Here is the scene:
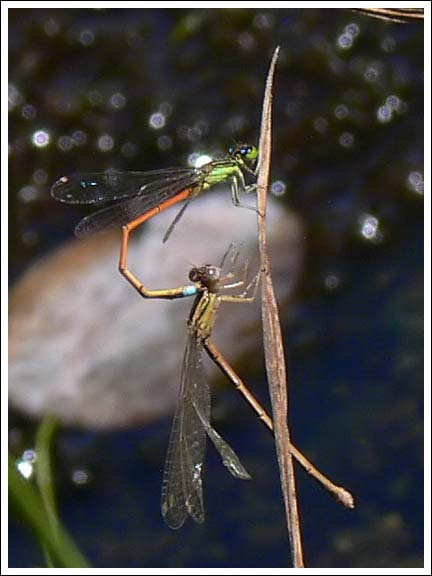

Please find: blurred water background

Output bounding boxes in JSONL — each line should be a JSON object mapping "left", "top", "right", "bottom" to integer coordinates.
{"left": 8, "top": 8, "right": 424, "bottom": 568}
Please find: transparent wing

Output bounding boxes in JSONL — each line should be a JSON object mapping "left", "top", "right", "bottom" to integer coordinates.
{"left": 161, "top": 334, "right": 209, "bottom": 529}
{"left": 194, "top": 399, "right": 251, "bottom": 480}
{"left": 50, "top": 168, "right": 198, "bottom": 205}
{"left": 73, "top": 174, "right": 202, "bottom": 237}
{"left": 51, "top": 169, "right": 203, "bottom": 238}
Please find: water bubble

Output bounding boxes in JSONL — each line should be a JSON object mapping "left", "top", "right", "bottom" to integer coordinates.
{"left": 407, "top": 171, "right": 422, "bottom": 187}
{"left": 72, "top": 469, "right": 90, "bottom": 485}
{"left": 377, "top": 105, "right": 392, "bottom": 123}
{"left": 270, "top": 180, "right": 286, "bottom": 197}
{"left": 33, "top": 168, "right": 48, "bottom": 184}
{"left": 334, "top": 104, "right": 349, "bottom": 120}
{"left": 149, "top": 112, "right": 166, "bottom": 130}
{"left": 386, "top": 95, "right": 399, "bottom": 110}
{"left": 238, "top": 32, "right": 256, "bottom": 52}
{"left": 337, "top": 33, "right": 353, "bottom": 50}
{"left": 87, "top": 90, "right": 103, "bottom": 106}
{"left": 253, "top": 13, "right": 274, "bottom": 29}
{"left": 364, "top": 64, "right": 381, "bottom": 83}
{"left": 385, "top": 94, "right": 407, "bottom": 114}
{"left": 285, "top": 100, "right": 301, "bottom": 119}
{"left": 58, "top": 135, "right": 74, "bottom": 151}
{"left": 157, "top": 135, "right": 173, "bottom": 151}
{"left": 109, "top": 92, "right": 126, "bottom": 110}
{"left": 79, "top": 29, "right": 95, "bottom": 46}
{"left": 415, "top": 181, "right": 424, "bottom": 195}
{"left": 359, "top": 213, "right": 381, "bottom": 242}
{"left": 313, "top": 117, "right": 328, "bottom": 134}
{"left": 97, "top": 134, "right": 114, "bottom": 152}
{"left": 345, "top": 23, "right": 360, "bottom": 37}
{"left": 339, "top": 132, "right": 355, "bottom": 148}
{"left": 72, "top": 130, "right": 87, "bottom": 146}
{"left": 44, "top": 18, "right": 60, "bottom": 37}
{"left": 32, "top": 129, "right": 50, "bottom": 148}
{"left": 21, "top": 104, "right": 37, "bottom": 120}
{"left": 186, "top": 126, "right": 201, "bottom": 142}
{"left": 407, "top": 171, "right": 424, "bottom": 195}
{"left": 22, "top": 449, "right": 37, "bottom": 462}
{"left": 18, "top": 185, "right": 39, "bottom": 203}
{"left": 324, "top": 274, "right": 340, "bottom": 291}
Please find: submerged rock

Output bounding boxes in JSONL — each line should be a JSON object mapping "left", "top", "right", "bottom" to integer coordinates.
{"left": 9, "top": 194, "right": 303, "bottom": 428}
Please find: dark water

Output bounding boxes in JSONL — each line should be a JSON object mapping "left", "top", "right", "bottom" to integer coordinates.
{"left": 8, "top": 8, "right": 424, "bottom": 568}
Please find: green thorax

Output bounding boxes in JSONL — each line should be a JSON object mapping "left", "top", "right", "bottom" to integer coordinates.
{"left": 200, "top": 160, "right": 241, "bottom": 188}
{"left": 199, "top": 144, "right": 257, "bottom": 190}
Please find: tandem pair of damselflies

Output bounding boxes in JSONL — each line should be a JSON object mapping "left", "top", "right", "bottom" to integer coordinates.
{"left": 113, "top": 243, "right": 354, "bottom": 528}
{"left": 51, "top": 149, "right": 354, "bottom": 527}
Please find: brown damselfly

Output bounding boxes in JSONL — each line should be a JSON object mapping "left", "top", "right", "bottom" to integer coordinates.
{"left": 132, "top": 244, "right": 353, "bottom": 528}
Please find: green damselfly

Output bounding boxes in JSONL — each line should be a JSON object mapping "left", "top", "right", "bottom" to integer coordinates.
{"left": 51, "top": 145, "right": 258, "bottom": 294}
{"left": 51, "top": 144, "right": 258, "bottom": 238}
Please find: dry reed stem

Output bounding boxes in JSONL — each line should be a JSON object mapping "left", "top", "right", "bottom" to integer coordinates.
{"left": 255, "top": 46, "right": 304, "bottom": 568}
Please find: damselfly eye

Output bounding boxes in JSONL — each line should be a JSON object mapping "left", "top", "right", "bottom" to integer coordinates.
{"left": 189, "top": 268, "right": 199, "bottom": 282}
{"left": 244, "top": 145, "right": 258, "bottom": 161}
{"left": 205, "top": 265, "right": 220, "bottom": 280}
{"left": 228, "top": 146, "right": 234, "bottom": 155}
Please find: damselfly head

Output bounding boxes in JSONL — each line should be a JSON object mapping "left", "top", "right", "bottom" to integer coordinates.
{"left": 189, "top": 264, "right": 221, "bottom": 292}
{"left": 228, "top": 144, "right": 258, "bottom": 166}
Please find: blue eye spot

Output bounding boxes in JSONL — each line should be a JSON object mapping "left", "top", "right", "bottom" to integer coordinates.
{"left": 228, "top": 146, "right": 234, "bottom": 154}
{"left": 240, "top": 148, "right": 246, "bottom": 155}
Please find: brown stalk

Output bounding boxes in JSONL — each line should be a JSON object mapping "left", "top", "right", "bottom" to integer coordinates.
{"left": 255, "top": 47, "right": 304, "bottom": 567}
{"left": 352, "top": 8, "right": 424, "bottom": 24}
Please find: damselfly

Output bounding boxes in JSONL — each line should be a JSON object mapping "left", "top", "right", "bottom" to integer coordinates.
{"left": 160, "top": 245, "right": 260, "bottom": 528}
{"left": 134, "top": 245, "right": 354, "bottom": 528}
{"left": 51, "top": 145, "right": 258, "bottom": 293}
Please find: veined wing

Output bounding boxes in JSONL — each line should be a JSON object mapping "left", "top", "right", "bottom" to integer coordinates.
{"left": 61, "top": 172, "right": 202, "bottom": 238}
{"left": 50, "top": 167, "right": 199, "bottom": 205}
{"left": 161, "top": 334, "right": 209, "bottom": 529}
{"left": 193, "top": 402, "right": 251, "bottom": 480}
